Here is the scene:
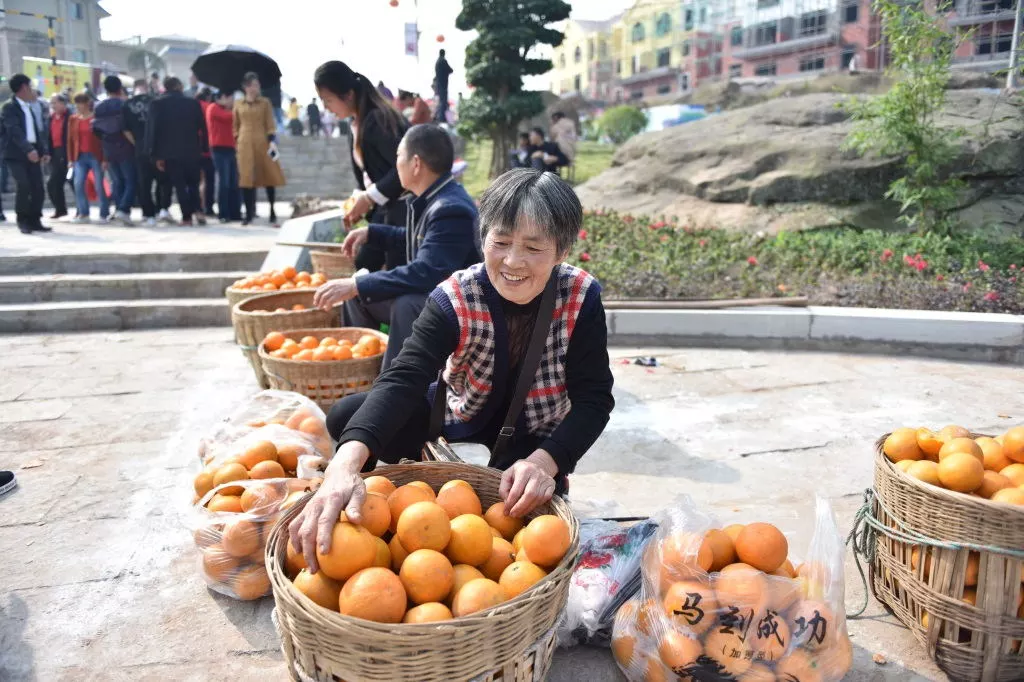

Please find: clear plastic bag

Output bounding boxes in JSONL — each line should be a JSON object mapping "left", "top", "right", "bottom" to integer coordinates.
{"left": 611, "top": 496, "right": 852, "bottom": 681}
{"left": 191, "top": 477, "right": 313, "bottom": 600}
{"left": 557, "top": 518, "right": 659, "bottom": 647}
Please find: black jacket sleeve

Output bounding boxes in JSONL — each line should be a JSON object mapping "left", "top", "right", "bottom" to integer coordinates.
{"left": 360, "top": 110, "right": 404, "bottom": 201}
{"left": 144, "top": 99, "right": 158, "bottom": 159}
{"left": 538, "top": 291, "right": 614, "bottom": 476}
{"left": 1, "top": 103, "right": 32, "bottom": 157}
{"left": 340, "top": 297, "right": 458, "bottom": 455}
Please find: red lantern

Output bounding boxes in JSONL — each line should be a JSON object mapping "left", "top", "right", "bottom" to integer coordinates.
{"left": 389, "top": 0, "right": 398, "bottom": 6}
{"left": 436, "top": 34, "right": 445, "bottom": 43}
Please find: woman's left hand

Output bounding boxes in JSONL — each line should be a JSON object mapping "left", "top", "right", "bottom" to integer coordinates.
{"left": 500, "top": 450, "right": 559, "bottom": 518}
{"left": 313, "top": 277, "right": 358, "bottom": 310}
{"left": 344, "top": 192, "right": 372, "bottom": 228}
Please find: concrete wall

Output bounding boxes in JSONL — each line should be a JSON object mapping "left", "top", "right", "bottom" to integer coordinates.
{"left": 274, "top": 135, "right": 359, "bottom": 201}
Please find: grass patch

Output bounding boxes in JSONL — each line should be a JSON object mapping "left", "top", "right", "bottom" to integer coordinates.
{"left": 460, "top": 139, "right": 616, "bottom": 198}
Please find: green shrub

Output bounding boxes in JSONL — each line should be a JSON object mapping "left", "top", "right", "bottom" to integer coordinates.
{"left": 598, "top": 106, "right": 648, "bottom": 144}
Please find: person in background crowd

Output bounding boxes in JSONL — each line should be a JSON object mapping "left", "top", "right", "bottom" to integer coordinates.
{"left": 149, "top": 71, "right": 162, "bottom": 96}
{"left": 396, "top": 90, "right": 430, "bottom": 126}
{"left": 207, "top": 89, "right": 241, "bottom": 223}
{"left": 94, "top": 75, "right": 136, "bottom": 226}
{"left": 434, "top": 49, "right": 453, "bottom": 124}
{"left": 307, "top": 98, "right": 322, "bottom": 138}
{"left": 549, "top": 112, "right": 577, "bottom": 167}
{"left": 195, "top": 88, "right": 217, "bottom": 216}
{"left": 146, "top": 76, "right": 208, "bottom": 226}
{"left": 526, "top": 127, "right": 569, "bottom": 174}
{"left": 183, "top": 72, "right": 199, "bottom": 98}
{"left": 46, "top": 94, "right": 70, "bottom": 219}
{"left": 314, "top": 60, "right": 410, "bottom": 272}
{"left": 322, "top": 109, "right": 337, "bottom": 138}
{"left": 508, "top": 132, "right": 531, "bottom": 169}
{"left": 67, "top": 92, "right": 108, "bottom": 224}
{"left": 377, "top": 80, "right": 394, "bottom": 101}
{"left": 1, "top": 74, "right": 50, "bottom": 233}
{"left": 123, "top": 78, "right": 170, "bottom": 227}
{"left": 235, "top": 72, "right": 285, "bottom": 226}
{"left": 286, "top": 97, "right": 302, "bottom": 136}
{"left": 314, "top": 124, "right": 480, "bottom": 371}
{"left": 264, "top": 82, "right": 284, "bottom": 134}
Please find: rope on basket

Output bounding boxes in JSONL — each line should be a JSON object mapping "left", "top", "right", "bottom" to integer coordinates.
{"left": 845, "top": 487, "right": 1024, "bottom": 619}
{"left": 238, "top": 343, "right": 258, "bottom": 351}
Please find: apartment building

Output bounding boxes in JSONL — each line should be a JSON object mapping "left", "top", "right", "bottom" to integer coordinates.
{"left": 948, "top": 0, "right": 1017, "bottom": 70}
{"left": 550, "top": 16, "right": 619, "bottom": 99}
{"left": 0, "top": 0, "right": 107, "bottom": 77}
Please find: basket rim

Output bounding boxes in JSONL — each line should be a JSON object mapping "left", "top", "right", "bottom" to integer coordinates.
{"left": 266, "top": 461, "right": 579, "bottom": 633}
{"left": 232, "top": 290, "right": 331, "bottom": 316}
{"left": 226, "top": 284, "right": 320, "bottom": 295}
{"left": 257, "top": 327, "right": 387, "bottom": 366}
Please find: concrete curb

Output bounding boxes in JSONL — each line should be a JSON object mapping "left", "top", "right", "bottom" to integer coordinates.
{"left": 0, "top": 272, "right": 250, "bottom": 304}
{"left": 606, "top": 305, "right": 1024, "bottom": 364}
{"left": 0, "top": 251, "right": 265, "bottom": 276}
{"left": 0, "top": 299, "right": 229, "bottom": 333}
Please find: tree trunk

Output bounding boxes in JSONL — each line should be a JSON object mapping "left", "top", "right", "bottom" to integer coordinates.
{"left": 489, "top": 125, "right": 514, "bottom": 179}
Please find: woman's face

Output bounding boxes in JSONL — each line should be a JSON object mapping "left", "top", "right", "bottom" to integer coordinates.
{"left": 245, "top": 79, "right": 261, "bottom": 97}
{"left": 318, "top": 87, "right": 354, "bottom": 119}
{"left": 75, "top": 102, "right": 90, "bottom": 115}
{"left": 483, "top": 220, "right": 565, "bottom": 305}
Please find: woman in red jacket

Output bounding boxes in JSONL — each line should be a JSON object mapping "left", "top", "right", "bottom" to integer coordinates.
{"left": 67, "top": 92, "right": 109, "bottom": 223}
{"left": 207, "top": 90, "right": 241, "bottom": 222}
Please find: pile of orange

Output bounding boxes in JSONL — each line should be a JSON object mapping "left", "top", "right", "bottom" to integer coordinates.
{"left": 263, "top": 332, "right": 384, "bottom": 362}
{"left": 883, "top": 424, "right": 1024, "bottom": 505}
{"left": 285, "top": 476, "right": 571, "bottom": 624}
{"left": 612, "top": 521, "right": 853, "bottom": 681}
{"left": 230, "top": 266, "right": 327, "bottom": 292}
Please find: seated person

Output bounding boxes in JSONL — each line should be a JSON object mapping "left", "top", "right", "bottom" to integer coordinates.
{"left": 508, "top": 132, "right": 531, "bottom": 169}
{"left": 527, "top": 127, "right": 569, "bottom": 174}
{"left": 314, "top": 124, "right": 480, "bottom": 371}
{"left": 549, "top": 111, "right": 577, "bottom": 165}
{"left": 396, "top": 89, "right": 431, "bottom": 126}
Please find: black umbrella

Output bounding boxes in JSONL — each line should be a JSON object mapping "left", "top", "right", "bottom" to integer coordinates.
{"left": 191, "top": 44, "right": 282, "bottom": 93}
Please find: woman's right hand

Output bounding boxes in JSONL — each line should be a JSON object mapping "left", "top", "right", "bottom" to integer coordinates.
{"left": 342, "top": 226, "right": 368, "bottom": 259}
{"left": 288, "top": 441, "right": 371, "bottom": 574}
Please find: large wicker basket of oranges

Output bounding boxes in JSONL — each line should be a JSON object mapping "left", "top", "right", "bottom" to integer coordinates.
{"left": 258, "top": 327, "right": 387, "bottom": 412}
{"left": 232, "top": 291, "right": 339, "bottom": 389}
{"left": 225, "top": 267, "right": 325, "bottom": 308}
{"left": 265, "top": 461, "right": 579, "bottom": 682}
{"left": 870, "top": 425, "right": 1024, "bottom": 682}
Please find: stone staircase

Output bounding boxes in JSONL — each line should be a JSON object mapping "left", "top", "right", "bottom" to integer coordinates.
{"left": 0, "top": 250, "right": 265, "bottom": 333}
{"left": 274, "top": 135, "right": 358, "bottom": 201}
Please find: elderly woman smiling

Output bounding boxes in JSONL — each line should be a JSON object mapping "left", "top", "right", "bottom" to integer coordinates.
{"left": 291, "top": 169, "right": 614, "bottom": 571}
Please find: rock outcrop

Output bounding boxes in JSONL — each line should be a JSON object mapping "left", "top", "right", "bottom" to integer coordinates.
{"left": 575, "top": 89, "right": 1024, "bottom": 235}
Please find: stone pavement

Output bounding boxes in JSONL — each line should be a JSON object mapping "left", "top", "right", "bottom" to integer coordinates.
{"left": 2, "top": 328, "right": 1021, "bottom": 681}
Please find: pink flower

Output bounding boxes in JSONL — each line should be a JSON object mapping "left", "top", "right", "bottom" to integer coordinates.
{"left": 881, "top": 249, "right": 894, "bottom": 262}
{"left": 963, "top": 282, "right": 972, "bottom": 291}
{"left": 747, "top": 256, "right": 759, "bottom": 266}
{"left": 915, "top": 260, "right": 927, "bottom": 272}
{"left": 936, "top": 274, "right": 944, "bottom": 282}
{"left": 978, "top": 260, "right": 990, "bottom": 272}
{"left": 983, "top": 291, "right": 999, "bottom": 301}
{"left": 1010, "top": 264, "right": 1017, "bottom": 270}
{"left": 659, "top": 235, "right": 669, "bottom": 243}
{"left": 623, "top": 215, "right": 635, "bottom": 224}
{"left": 699, "top": 239, "right": 707, "bottom": 247}
{"left": 578, "top": 229, "right": 588, "bottom": 239}
{"left": 580, "top": 252, "right": 591, "bottom": 262}
{"left": 1011, "top": 277, "right": 1018, "bottom": 283}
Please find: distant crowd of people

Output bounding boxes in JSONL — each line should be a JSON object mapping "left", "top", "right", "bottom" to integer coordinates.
{"left": 508, "top": 111, "right": 577, "bottom": 175}
{"left": 1, "top": 70, "right": 286, "bottom": 234}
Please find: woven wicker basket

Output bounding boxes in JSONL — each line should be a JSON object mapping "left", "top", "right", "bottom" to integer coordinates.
{"left": 266, "top": 461, "right": 579, "bottom": 682}
{"left": 226, "top": 284, "right": 318, "bottom": 308}
{"left": 310, "top": 250, "right": 355, "bottom": 280}
{"left": 869, "top": 435, "right": 1024, "bottom": 682}
{"left": 258, "top": 327, "right": 387, "bottom": 411}
{"left": 232, "top": 292, "right": 339, "bottom": 389}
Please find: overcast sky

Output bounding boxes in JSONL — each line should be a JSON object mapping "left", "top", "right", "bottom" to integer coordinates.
{"left": 98, "top": 0, "right": 633, "bottom": 101}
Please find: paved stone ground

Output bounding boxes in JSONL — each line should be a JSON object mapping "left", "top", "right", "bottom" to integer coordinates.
{"left": 2, "top": 328, "right": 1021, "bottom": 681}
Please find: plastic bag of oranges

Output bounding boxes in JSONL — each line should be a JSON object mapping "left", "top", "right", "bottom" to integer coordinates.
{"left": 611, "top": 496, "right": 852, "bottom": 682}
{"left": 192, "top": 477, "right": 312, "bottom": 600}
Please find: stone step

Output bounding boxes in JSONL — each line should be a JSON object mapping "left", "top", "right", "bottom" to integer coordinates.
{"left": 0, "top": 272, "right": 251, "bottom": 304}
{"left": 0, "top": 298, "right": 230, "bottom": 333}
{"left": 0, "top": 250, "right": 266, "bottom": 276}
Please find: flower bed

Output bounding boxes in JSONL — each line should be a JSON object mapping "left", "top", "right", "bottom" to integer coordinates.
{"left": 573, "top": 211, "right": 1024, "bottom": 314}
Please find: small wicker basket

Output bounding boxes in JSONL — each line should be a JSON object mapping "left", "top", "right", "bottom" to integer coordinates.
{"left": 232, "top": 292, "right": 339, "bottom": 389}
{"left": 869, "top": 435, "right": 1024, "bottom": 682}
{"left": 266, "top": 461, "right": 579, "bottom": 682}
{"left": 258, "top": 327, "right": 387, "bottom": 411}
{"left": 310, "top": 249, "right": 355, "bottom": 280}
{"left": 226, "top": 284, "right": 318, "bottom": 308}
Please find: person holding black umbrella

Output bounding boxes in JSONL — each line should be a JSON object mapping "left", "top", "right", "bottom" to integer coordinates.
{"left": 234, "top": 72, "right": 285, "bottom": 226}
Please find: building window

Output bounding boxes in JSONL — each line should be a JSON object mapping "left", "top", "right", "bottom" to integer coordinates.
{"left": 729, "top": 63, "right": 742, "bottom": 77}
{"left": 700, "top": 7, "right": 708, "bottom": 24}
{"left": 682, "top": 40, "right": 691, "bottom": 56}
{"left": 757, "top": 0, "right": 780, "bottom": 7}
{"left": 979, "top": 0, "right": 1013, "bottom": 11}
{"left": 656, "top": 13, "right": 672, "bottom": 36}
{"left": 799, "top": 10, "right": 829, "bottom": 37}
{"left": 841, "top": 47, "right": 856, "bottom": 68}
{"left": 799, "top": 54, "right": 826, "bottom": 71}
{"left": 616, "top": 59, "right": 622, "bottom": 74}
{"left": 685, "top": 9, "right": 694, "bottom": 30}
{"left": 843, "top": 2, "right": 859, "bottom": 22}
{"left": 574, "top": 75, "right": 582, "bottom": 91}
{"left": 574, "top": 46, "right": 582, "bottom": 63}
{"left": 977, "top": 31, "right": 1014, "bottom": 54}
{"left": 599, "top": 41, "right": 609, "bottom": 58}
{"left": 681, "top": 73, "right": 690, "bottom": 90}
{"left": 632, "top": 55, "right": 640, "bottom": 74}
{"left": 559, "top": 54, "right": 566, "bottom": 68}
{"left": 755, "top": 62, "right": 777, "bottom": 76}
{"left": 730, "top": 26, "right": 743, "bottom": 46}
{"left": 632, "top": 22, "right": 646, "bottom": 42}
{"left": 657, "top": 83, "right": 673, "bottom": 94}
{"left": 753, "top": 22, "right": 777, "bottom": 47}
{"left": 657, "top": 47, "right": 671, "bottom": 67}
{"left": 72, "top": 2, "right": 85, "bottom": 20}
{"left": 588, "top": 40, "right": 594, "bottom": 60}
{"left": 72, "top": 49, "right": 88, "bottom": 62}
{"left": 630, "top": 90, "right": 643, "bottom": 100}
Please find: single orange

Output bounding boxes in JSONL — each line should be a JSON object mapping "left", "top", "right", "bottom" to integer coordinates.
{"left": 916, "top": 427, "right": 943, "bottom": 460}
{"left": 479, "top": 537, "right": 516, "bottom": 581}
{"left": 387, "top": 485, "right": 434, "bottom": 533}
{"left": 976, "top": 471, "right": 1013, "bottom": 499}
{"left": 276, "top": 443, "right": 304, "bottom": 473}
{"left": 237, "top": 440, "right": 277, "bottom": 469}
{"left": 991, "top": 487, "right": 1024, "bottom": 505}
{"left": 937, "top": 452, "right": 984, "bottom": 492}
{"left": 319, "top": 336, "right": 338, "bottom": 348}
{"left": 285, "top": 537, "right": 307, "bottom": 578}
{"left": 400, "top": 549, "right": 455, "bottom": 604}
{"left": 372, "top": 536, "right": 391, "bottom": 568}
{"left": 389, "top": 534, "right": 410, "bottom": 572}
{"left": 939, "top": 437, "right": 984, "bottom": 463}
{"left": 240, "top": 483, "right": 283, "bottom": 512}
{"left": 222, "top": 518, "right": 261, "bottom": 557}
{"left": 291, "top": 303, "right": 306, "bottom": 311}
{"left": 451, "top": 578, "right": 505, "bottom": 616}
{"left": 704, "top": 528, "right": 737, "bottom": 571}
{"left": 446, "top": 514, "right": 494, "bottom": 566}
{"left": 1003, "top": 426, "right": 1024, "bottom": 463}
{"left": 249, "top": 459, "right": 286, "bottom": 480}
{"left": 407, "top": 480, "right": 436, "bottom": 499}
{"left": 293, "top": 568, "right": 342, "bottom": 610}
{"left": 332, "top": 345, "right": 353, "bottom": 361}
{"left": 883, "top": 428, "right": 923, "bottom": 463}
{"left": 657, "top": 630, "right": 702, "bottom": 671}
{"left": 521, "top": 515, "right": 570, "bottom": 568}
{"left": 339, "top": 491, "right": 391, "bottom": 537}
{"left": 293, "top": 349, "right": 315, "bottom": 361}
{"left": 339, "top": 567, "right": 407, "bottom": 623}
{"left": 396, "top": 501, "right": 451, "bottom": 552}
{"left": 449, "top": 564, "right": 486, "bottom": 604}
{"left": 311, "top": 347, "right": 333, "bottom": 362}
{"left": 906, "top": 460, "right": 941, "bottom": 487}
{"left": 207, "top": 493, "right": 243, "bottom": 513}
{"left": 316, "top": 522, "right": 377, "bottom": 581}
{"left": 403, "top": 602, "right": 453, "bottom": 623}
{"left": 436, "top": 482, "right": 482, "bottom": 519}
{"left": 734, "top": 523, "right": 788, "bottom": 573}
{"left": 232, "top": 565, "right": 271, "bottom": 600}
{"left": 1001, "top": 463, "right": 1024, "bottom": 486}
{"left": 263, "top": 331, "right": 286, "bottom": 351}
{"left": 282, "top": 266, "right": 297, "bottom": 279}
{"left": 298, "top": 335, "right": 319, "bottom": 350}
{"left": 662, "top": 580, "right": 718, "bottom": 635}
{"left": 365, "top": 475, "right": 397, "bottom": 497}
{"left": 497, "top": 560, "right": 547, "bottom": 600}
{"left": 484, "top": 502, "right": 525, "bottom": 541}
{"left": 977, "top": 437, "right": 1013, "bottom": 472}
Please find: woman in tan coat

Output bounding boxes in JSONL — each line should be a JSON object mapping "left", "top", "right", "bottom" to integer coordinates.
{"left": 234, "top": 72, "right": 286, "bottom": 225}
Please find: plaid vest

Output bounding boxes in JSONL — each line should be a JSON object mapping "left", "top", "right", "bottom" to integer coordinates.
{"left": 435, "top": 263, "right": 598, "bottom": 438}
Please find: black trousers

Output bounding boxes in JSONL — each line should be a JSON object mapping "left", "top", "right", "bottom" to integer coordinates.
{"left": 241, "top": 187, "right": 277, "bottom": 221}
{"left": 137, "top": 158, "right": 172, "bottom": 217}
{"left": 343, "top": 292, "right": 426, "bottom": 372}
{"left": 199, "top": 155, "right": 215, "bottom": 214}
{"left": 7, "top": 153, "right": 44, "bottom": 226}
{"left": 165, "top": 159, "right": 201, "bottom": 221}
{"left": 47, "top": 147, "right": 68, "bottom": 215}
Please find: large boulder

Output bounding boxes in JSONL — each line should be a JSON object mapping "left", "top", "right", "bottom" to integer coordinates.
{"left": 575, "top": 89, "right": 1024, "bottom": 235}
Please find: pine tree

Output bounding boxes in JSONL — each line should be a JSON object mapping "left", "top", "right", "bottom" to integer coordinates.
{"left": 456, "top": 0, "right": 571, "bottom": 178}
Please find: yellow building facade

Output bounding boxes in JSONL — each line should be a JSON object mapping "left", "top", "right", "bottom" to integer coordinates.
{"left": 549, "top": 17, "right": 618, "bottom": 99}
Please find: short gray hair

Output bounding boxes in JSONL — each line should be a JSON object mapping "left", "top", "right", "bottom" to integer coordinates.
{"left": 478, "top": 169, "right": 581, "bottom": 256}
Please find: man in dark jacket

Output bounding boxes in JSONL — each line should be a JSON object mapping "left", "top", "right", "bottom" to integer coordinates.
{"left": 145, "top": 76, "right": 208, "bottom": 226}
{"left": 123, "top": 78, "right": 171, "bottom": 226}
{"left": 527, "top": 127, "right": 569, "bottom": 174}
{"left": 307, "top": 99, "right": 322, "bottom": 137}
{"left": 314, "top": 124, "right": 480, "bottom": 370}
{"left": 0, "top": 74, "right": 51, "bottom": 233}
{"left": 94, "top": 75, "right": 136, "bottom": 226}
{"left": 46, "top": 94, "right": 70, "bottom": 219}
{"left": 433, "top": 49, "right": 453, "bottom": 123}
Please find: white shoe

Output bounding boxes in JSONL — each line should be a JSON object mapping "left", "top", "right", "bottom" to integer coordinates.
{"left": 72, "top": 215, "right": 90, "bottom": 224}
{"left": 116, "top": 211, "right": 134, "bottom": 226}
{"left": 144, "top": 217, "right": 157, "bottom": 227}
{"left": 158, "top": 209, "right": 173, "bottom": 223}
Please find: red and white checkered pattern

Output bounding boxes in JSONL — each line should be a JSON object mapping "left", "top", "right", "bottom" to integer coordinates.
{"left": 438, "top": 263, "right": 596, "bottom": 437}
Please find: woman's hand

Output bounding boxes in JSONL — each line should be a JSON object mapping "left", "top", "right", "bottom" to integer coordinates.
{"left": 342, "top": 226, "right": 369, "bottom": 259}
{"left": 344, "top": 192, "right": 372, "bottom": 228}
{"left": 313, "top": 277, "right": 358, "bottom": 310}
{"left": 499, "top": 449, "right": 559, "bottom": 518}
{"left": 288, "top": 441, "right": 371, "bottom": 574}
